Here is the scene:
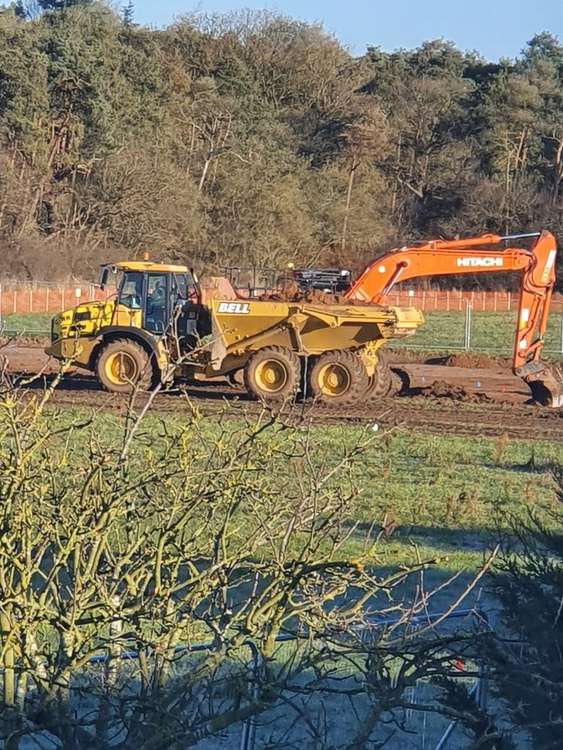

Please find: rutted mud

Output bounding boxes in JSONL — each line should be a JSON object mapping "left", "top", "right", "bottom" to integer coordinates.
{"left": 419, "top": 379, "right": 492, "bottom": 403}
{"left": 39, "top": 385, "right": 563, "bottom": 441}
{"left": 2, "top": 344, "right": 562, "bottom": 440}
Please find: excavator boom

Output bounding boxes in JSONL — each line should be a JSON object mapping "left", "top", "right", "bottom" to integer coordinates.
{"left": 346, "top": 230, "right": 562, "bottom": 407}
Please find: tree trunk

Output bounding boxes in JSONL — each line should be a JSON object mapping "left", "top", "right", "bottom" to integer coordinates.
{"left": 553, "top": 136, "right": 563, "bottom": 207}
{"left": 342, "top": 160, "right": 358, "bottom": 252}
{"left": 1, "top": 612, "right": 15, "bottom": 707}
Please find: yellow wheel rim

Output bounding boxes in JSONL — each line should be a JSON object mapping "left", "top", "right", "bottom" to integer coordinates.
{"left": 105, "top": 351, "right": 138, "bottom": 386}
{"left": 318, "top": 363, "right": 351, "bottom": 397}
{"left": 255, "top": 359, "right": 288, "bottom": 393}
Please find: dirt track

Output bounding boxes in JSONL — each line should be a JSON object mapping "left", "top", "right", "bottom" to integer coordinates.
{"left": 3, "top": 345, "right": 562, "bottom": 441}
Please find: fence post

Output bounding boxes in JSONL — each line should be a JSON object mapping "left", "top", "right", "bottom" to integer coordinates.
{"left": 464, "top": 303, "right": 472, "bottom": 351}
{"left": 477, "top": 661, "right": 489, "bottom": 712}
{"left": 240, "top": 643, "right": 262, "bottom": 750}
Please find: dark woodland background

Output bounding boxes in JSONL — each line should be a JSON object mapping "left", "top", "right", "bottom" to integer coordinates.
{"left": 1, "top": 1, "right": 562, "bottom": 286}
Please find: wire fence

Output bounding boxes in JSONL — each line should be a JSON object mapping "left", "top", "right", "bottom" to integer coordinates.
{"left": 383, "top": 288, "right": 563, "bottom": 313}
{"left": 0, "top": 281, "right": 105, "bottom": 315}
{"left": 1, "top": 281, "right": 562, "bottom": 360}
{"left": 389, "top": 305, "right": 563, "bottom": 360}
{"left": 0, "top": 281, "right": 105, "bottom": 338}
{"left": 0, "top": 606, "right": 492, "bottom": 750}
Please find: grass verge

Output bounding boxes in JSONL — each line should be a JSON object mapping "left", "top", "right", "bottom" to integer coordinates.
{"left": 55, "top": 405, "right": 563, "bottom": 574}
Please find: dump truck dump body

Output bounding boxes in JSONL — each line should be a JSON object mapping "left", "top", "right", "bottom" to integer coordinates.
{"left": 209, "top": 299, "right": 421, "bottom": 357}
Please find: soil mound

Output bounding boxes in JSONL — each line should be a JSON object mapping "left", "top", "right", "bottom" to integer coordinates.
{"left": 261, "top": 285, "right": 362, "bottom": 305}
{"left": 419, "top": 379, "right": 492, "bottom": 403}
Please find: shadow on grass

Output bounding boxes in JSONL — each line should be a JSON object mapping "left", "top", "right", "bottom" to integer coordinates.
{"left": 352, "top": 520, "right": 498, "bottom": 557}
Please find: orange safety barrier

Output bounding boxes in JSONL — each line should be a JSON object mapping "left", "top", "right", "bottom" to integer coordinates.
{"left": 0, "top": 285, "right": 107, "bottom": 315}
{"left": 0, "top": 283, "right": 562, "bottom": 315}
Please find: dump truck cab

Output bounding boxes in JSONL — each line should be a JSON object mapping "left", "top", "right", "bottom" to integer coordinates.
{"left": 100, "top": 262, "right": 202, "bottom": 334}
{"left": 47, "top": 261, "right": 210, "bottom": 392}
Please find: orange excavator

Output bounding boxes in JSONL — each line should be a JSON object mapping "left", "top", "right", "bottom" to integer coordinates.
{"left": 345, "top": 230, "right": 563, "bottom": 407}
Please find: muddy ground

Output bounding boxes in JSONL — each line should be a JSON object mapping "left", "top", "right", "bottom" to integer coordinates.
{"left": 2, "top": 343, "right": 561, "bottom": 441}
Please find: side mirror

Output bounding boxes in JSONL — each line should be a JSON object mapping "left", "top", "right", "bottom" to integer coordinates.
{"left": 100, "top": 267, "right": 110, "bottom": 291}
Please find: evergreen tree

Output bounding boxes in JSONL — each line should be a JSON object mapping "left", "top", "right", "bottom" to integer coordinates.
{"left": 122, "top": 0, "right": 133, "bottom": 27}
{"left": 487, "top": 467, "right": 563, "bottom": 748}
{"left": 38, "top": 0, "right": 93, "bottom": 9}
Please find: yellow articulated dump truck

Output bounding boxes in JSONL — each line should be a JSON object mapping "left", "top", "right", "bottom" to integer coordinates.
{"left": 46, "top": 261, "right": 424, "bottom": 405}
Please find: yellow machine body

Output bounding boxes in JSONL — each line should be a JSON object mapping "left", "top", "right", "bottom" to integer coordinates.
{"left": 204, "top": 298, "right": 423, "bottom": 376}
{"left": 47, "top": 300, "right": 169, "bottom": 372}
{"left": 45, "top": 260, "right": 424, "bottom": 394}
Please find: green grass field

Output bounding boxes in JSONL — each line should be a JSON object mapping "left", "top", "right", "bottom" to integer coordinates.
{"left": 57, "top": 407, "right": 562, "bottom": 574}
{"left": 0, "top": 312, "right": 52, "bottom": 336}
{"left": 282, "top": 421, "right": 560, "bottom": 570}
{"left": 5, "top": 306, "right": 563, "bottom": 578}
{"left": 391, "top": 310, "right": 563, "bottom": 358}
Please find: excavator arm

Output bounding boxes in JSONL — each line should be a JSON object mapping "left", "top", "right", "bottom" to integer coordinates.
{"left": 345, "top": 231, "right": 562, "bottom": 406}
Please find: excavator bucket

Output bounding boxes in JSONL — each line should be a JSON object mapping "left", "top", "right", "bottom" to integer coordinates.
{"left": 526, "top": 364, "right": 563, "bottom": 408}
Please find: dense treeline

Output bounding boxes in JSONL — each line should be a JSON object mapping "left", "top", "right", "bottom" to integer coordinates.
{"left": 0, "top": 1, "right": 562, "bottom": 285}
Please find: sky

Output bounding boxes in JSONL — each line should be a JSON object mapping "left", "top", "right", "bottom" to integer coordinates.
{"left": 132, "top": 0, "right": 563, "bottom": 60}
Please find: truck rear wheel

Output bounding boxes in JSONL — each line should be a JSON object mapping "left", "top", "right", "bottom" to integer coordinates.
{"left": 309, "top": 350, "right": 369, "bottom": 406}
{"left": 364, "top": 352, "right": 392, "bottom": 402}
{"left": 244, "top": 346, "right": 300, "bottom": 402}
{"left": 96, "top": 339, "right": 154, "bottom": 394}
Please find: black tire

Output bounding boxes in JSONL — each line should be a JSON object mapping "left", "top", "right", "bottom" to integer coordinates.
{"left": 309, "top": 350, "right": 369, "bottom": 407}
{"left": 96, "top": 338, "right": 154, "bottom": 394}
{"left": 244, "top": 346, "right": 301, "bottom": 402}
{"left": 227, "top": 368, "right": 245, "bottom": 390}
{"left": 364, "top": 351, "right": 393, "bottom": 402}
{"left": 389, "top": 367, "right": 409, "bottom": 396}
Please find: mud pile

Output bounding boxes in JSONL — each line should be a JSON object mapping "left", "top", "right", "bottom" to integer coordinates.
{"left": 419, "top": 379, "right": 492, "bottom": 403}
{"left": 261, "top": 283, "right": 356, "bottom": 305}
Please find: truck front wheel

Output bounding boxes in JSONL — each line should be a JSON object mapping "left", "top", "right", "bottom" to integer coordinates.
{"left": 96, "top": 339, "right": 154, "bottom": 393}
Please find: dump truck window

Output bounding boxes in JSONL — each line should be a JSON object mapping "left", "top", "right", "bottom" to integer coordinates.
{"left": 118, "top": 272, "right": 143, "bottom": 310}
{"left": 145, "top": 273, "right": 169, "bottom": 333}
{"left": 172, "top": 273, "right": 188, "bottom": 301}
